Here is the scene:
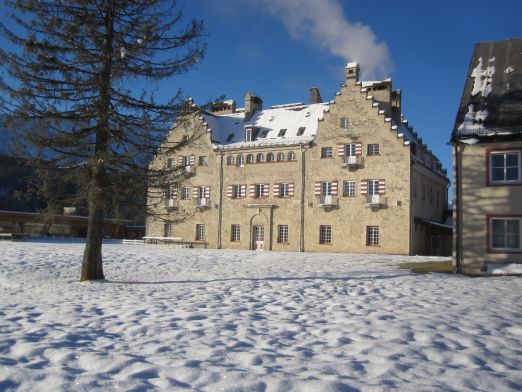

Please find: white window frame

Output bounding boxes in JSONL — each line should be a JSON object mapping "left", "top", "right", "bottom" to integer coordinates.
{"left": 237, "top": 154, "right": 245, "bottom": 167}
{"left": 196, "top": 224, "right": 205, "bottom": 241}
{"left": 319, "top": 225, "right": 332, "bottom": 244}
{"left": 345, "top": 144, "right": 356, "bottom": 156}
{"left": 232, "top": 185, "right": 242, "bottom": 199}
{"left": 321, "top": 181, "right": 333, "bottom": 196}
{"left": 340, "top": 117, "right": 349, "bottom": 129}
{"left": 288, "top": 151, "right": 296, "bottom": 161}
{"left": 181, "top": 187, "right": 191, "bottom": 200}
{"left": 489, "top": 150, "right": 521, "bottom": 185}
{"left": 343, "top": 180, "right": 355, "bottom": 197}
{"left": 368, "top": 144, "right": 380, "bottom": 155}
{"left": 368, "top": 179, "right": 379, "bottom": 195}
{"left": 231, "top": 224, "right": 241, "bottom": 242}
{"left": 277, "top": 225, "right": 289, "bottom": 243}
{"left": 246, "top": 154, "right": 254, "bottom": 164}
{"left": 321, "top": 147, "right": 333, "bottom": 159}
{"left": 490, "top": 217, "right": 522, "bottom": 251}
{"left": 279, "top": 183, "right": 290, "bottom": 197}
{"left": 367, "top": 226, "right": 379, "bottom": 246}
{"left": 277, "top": 152, "right": 285, "bottom": 161}
{"left": 255, "top": 184, "right": 266, "bottom": 198}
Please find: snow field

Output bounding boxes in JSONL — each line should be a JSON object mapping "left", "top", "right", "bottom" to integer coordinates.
{"left": 0, "top": 241, "right": 521, "bottom": 391}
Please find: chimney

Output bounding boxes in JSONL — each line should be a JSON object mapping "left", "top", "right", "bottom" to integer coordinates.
{"left": 244, "top": 91, "right": 263, "bottom": 121}
{"left": 310, "top": 87, "right": 323, "bottom": 104}
{"left": 345, "top": 62, "right": 360, "bottom": 82}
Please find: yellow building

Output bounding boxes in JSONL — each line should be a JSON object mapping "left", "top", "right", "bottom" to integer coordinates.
{"left": 451, "top": 39, "right": 522, "bottom": 275}
{"left": 147, "top": 63, "right": 450, "bottom": 255}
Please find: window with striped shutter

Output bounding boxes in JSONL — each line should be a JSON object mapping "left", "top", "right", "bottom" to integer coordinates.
{"left": 204, "top": 186, "right": 211, "bottom": 199}
{"left": 331, "top": 181, "right": 338, "bottom": 195}
{"left": 177, "top": 156, "right": 183, "bottom": 165}
{"left": 273, "top": 183, "right": 280, "bottom": 197}
{"left": 189, "top": 155, "right": 195, "bottom": 165}
{"left": 337, "top": 144, "right": 345, "bottom": 157}
{"left": 249, "top": 184, "right": 256, "bottom": 198}
{"left": 192, "top": 186, "right": 199, "bottom": 199}
{"left": 355, "top": 142, "right": 362, "bottom": 155}
{"left": 288, "top": 183, "right": 294, "bottom": 197}
{"left": 314, "top": 181, "right": 322, "bottom": 196}
{"left": 240, "top": 185, "right": 247, "bottom": 197}
{"left": 227, "top": 185, "right": 233, "bottom": 198}
{"left": 263, "top": 184, "right": 269, "bottom": 197}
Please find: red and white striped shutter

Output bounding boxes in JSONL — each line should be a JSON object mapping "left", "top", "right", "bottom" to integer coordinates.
{"left": 314, "top": 182, "right": 322, "bottom": 196}
{"left": 355, "top": 143, "right": 362, "bottom": 155}
{"left": 177, "top": 156, "right": 183, "bottom": 165}
{"left": 264, "top": 184, "right": 269, "bottom": 197}
{"left": 361, "top": 180, "right": 368, "bottom": 195}
{"left": 189, "top": 155, "right": 195, "bottom": 165}
{"left": 192, "top": 187, "right": 199, "bottom": 198}
{"left": 172, "top": 186, "right": 178, "bottom": 198}
{"left": 331, "top": 181, "right": 338, "bottom": 196}
{"left": 227, "top": 185, "right": 233, "bottom": 198}
{"left": 204, "top": 186, "right": 211, "bottom": 199}
{"left": 250, "top": 184, "right": 256, "bottom": 197}
{"left": 273, "top": 183, "right": 280, "bottom": 197}
{"left": 337, "top": 144, "right": 345, "bottom": 156}
{"left": 241, "top": 184, "right": 247, "bottom": 198}
{"left": 379, "top": 179, "right": 386, "bottom": 194}
{"left": 288, "top": 183, "right": 295, "bottom": 197}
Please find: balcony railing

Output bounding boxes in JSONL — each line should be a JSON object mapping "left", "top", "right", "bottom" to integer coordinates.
{"left": 194, "top": 198, "right": 211, "bottom": 209}
{"left": 316, "top": 195, "right": 339, "bottom": 208}
{"left": 183, "top": 165, "right": 196, "bottom": 176}
{"left": 342, "top": 155, "right": 364, "bottom": 169}
{"left": 365, "top": 194, "right": 387, "bottom": 209}
{"left": 164, "top": 198, "right": 178, "bottom": 209}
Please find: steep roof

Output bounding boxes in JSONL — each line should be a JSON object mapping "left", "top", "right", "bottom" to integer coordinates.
{"left": 201, "top": 103, "right": 329, "bottom": 149}
{"left": 451, "top": 38, "right": 522, "bottom": 141}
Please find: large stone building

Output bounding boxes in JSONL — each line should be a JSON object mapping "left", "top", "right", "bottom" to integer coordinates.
{"left": 147, "top": 63, "right": 450, "bottom": 255}
{"left": 451, "top": 39, "right": 522, "bottom": 275}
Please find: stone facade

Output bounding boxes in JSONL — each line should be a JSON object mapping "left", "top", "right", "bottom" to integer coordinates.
{"left": 147, "top": 63, "right": 449, "bottom": 255}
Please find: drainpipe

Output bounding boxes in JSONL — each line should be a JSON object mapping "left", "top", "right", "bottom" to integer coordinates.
{"left": 453, "top": 143, "right": 462, "bottom": 273}
{"left": 300, "top": 144, "right": 307, "bottom": 252}
{"left": 217, "top": 150, "right": 224, "bottom": 249}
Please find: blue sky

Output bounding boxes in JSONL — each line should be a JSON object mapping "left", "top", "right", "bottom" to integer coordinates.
{"left": 171, "top": 0, "right": 522, "bottom": 192}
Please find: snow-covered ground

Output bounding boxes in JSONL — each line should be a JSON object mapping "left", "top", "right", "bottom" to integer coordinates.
{"left": 1, "top": 240, "right": 521, "bottom": 392}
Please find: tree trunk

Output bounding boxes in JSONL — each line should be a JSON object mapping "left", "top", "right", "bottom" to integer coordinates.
{"left": 80, "top": 184, "right": 105, "bottom": 281}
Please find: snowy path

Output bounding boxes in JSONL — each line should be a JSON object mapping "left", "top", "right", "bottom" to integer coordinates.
{"left": 0, "top": 241, "right": 521, "bottom": 391}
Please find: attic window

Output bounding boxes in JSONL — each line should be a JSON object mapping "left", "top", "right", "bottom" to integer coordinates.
{"left": 260, "top": 130, "right": 269, "bottom": 138}
{"left": 297, "top": 127, "right": 306, "bottom": 136}
{"left": 278, "top": 129, "right": 287, "bottom": 137}
{"left": 226, "top": 133, "right": 234, "bottom": 142}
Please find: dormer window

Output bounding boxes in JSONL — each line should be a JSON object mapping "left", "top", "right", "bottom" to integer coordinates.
{"left": 260, "top": 130, "right": 269, "bottom": 138}
{"left": 297, "top": 127, "right": 306, "bottom": 136}
{"left": 245, "top": 126, "right": 259, "bottom": 142}
{"left": 226, "top": 133, "right": 234, "bottom": 142}
{"left": 278, "top": 129, "right": 287, "bottom": 137}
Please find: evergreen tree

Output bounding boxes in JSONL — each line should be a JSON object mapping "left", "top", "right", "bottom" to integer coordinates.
{"left": 0, "top": 0, "right": 206, "bottom": 281}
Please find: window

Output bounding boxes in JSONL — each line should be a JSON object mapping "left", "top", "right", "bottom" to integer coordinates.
{"left": 260, "top": 129, "right": 269, "bottom": 138}
{"left": 267, "top": 152, "right": 275, "bottom": 162}
{"left": 321, "top": 181, "right": 333, "bottom": 196}
{"left": 489, "top": 150, "right": 521, "bottom": 184}
{"left": 255, "top": 184, "right": 267, "bottom": 198}
{"left": 368, "top": 179, "right": 379, "bottom": 195}
{"left": 231, "top": 224, "right": 241, "bottom": 242}
{"left": 227, "top": 155, "right": 236, "bottom": 165}
{"left": 232, "top": 185, "right": 242, "bottom": 199}
{"left": 288, "top": 151, "right": 296, "bottom": 161}
{"left": 196, "top": 224, "right": 205, "bottom": 241}
{"left": 182, "top": 156, "right": 190, "bottom": 167}
{"left": 246, "top": 154, "right": 254, "bottom": 164}
{"left": 340, "top": 117, "right": 349, "bottom": 129}
{"left": 278, "top": 225, "right": 289, "bottom": 243}
{"left": 165, "top": 185, "right": 177, "bottom": 199}
{"left": 164, "top": 223, "right": 173, "bottom": 237}
{"left": 490, "top": 218, "right": 521, "bottom": 251}
{"left": 226, "top": 133, "right": 234, "bottom": 142}
{"left": 321, "top": 147, "right": 333, "bottom": 158}
{"left": 297, "top": 127, "right": 306, "bottom": 136}
{"left": 237, "top": 154, "right": 245, "bottom": 167}
{"left": 245, "top": 127, "right": 259, "bottom": 142}
{"left": 277, "top": 152, "right": 285, "bottom": 161}
{"left": 368, "top": 144, "right": 380, "bottom": 155}
{"left": 182, "top": 135, "right": 189, "bottom": 143}
{"left": 319, "top": 225, "right": 332, "bottom": 244}
{"left": 279, "top": 183, "right": 290, "bottom": 197}
{"left": 367, "top": 226, "right": 379, "bottom": 246}
{"left": 181, "top": 187, "right": 190, "bottom": 200}
{"left": 167, "top": 158, "right": 174, "bottom": 168}
{"left": 257, "top": 153, "right": 265, "bottom": 163}
{"left": 198, "top": 156, "right": 207, "bottom": 166}
{"left": 345, "top": 143, "right": 357, "bottom": 156}
{"left": 278, "top": 129, "right": 287, "bottom": 137}
{"left": 343, "top": 181, "right": 356, "bottom": 197}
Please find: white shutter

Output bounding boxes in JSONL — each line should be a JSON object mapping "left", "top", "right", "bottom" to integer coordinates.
{"left": 337, "top": 144, "right": 345, "bottom": 156}
{"left": 288, "top": 183, "right": 295, "bottom": 197}
{"left": 250, "top": 184, "right": 256, "bottom": 197}
{"left": 314, "top": 182, "right": 321, "bottom": 196}
{"left": 241, "top": 184, "right": 247, "bottom": 198}
{"left": 264, "top": 184, "right": 269, "bottom": 197}
{"left": 355, "top": 142, "right": 362, "bottom": 155}
{"left": 273, "top": 183, "right": 280, "bottom": 197}
{"left": 192, "top": 187, "right": 198, "bottom": 199}
{"left": 177, "top": 156, "right": 183, "bottom": 165}
{"left": 227, "top": 185, "right": 233, "bottom": 198}
{"left": 189, "top": 155, "right": 195, "bottom": 165}
{"left": 331, "top": 181, "right": 338, "bottom": 196}
{"left": 204, "top": 186, "right": 211, "bottom": 198}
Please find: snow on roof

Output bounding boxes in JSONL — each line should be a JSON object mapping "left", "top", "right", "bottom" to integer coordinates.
{"left": 202, "top": 103, "right": 329, "bottom": 148}
{"left": 346, "top": 62, "right": 359, "bottom": 68}
{"left": 361, "top": 78, "right": 392, "bottom": 88}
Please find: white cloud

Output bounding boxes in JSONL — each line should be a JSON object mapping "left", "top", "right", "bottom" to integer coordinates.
{"left": 246, "top": 0, "right": 394, "bottom": 79}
